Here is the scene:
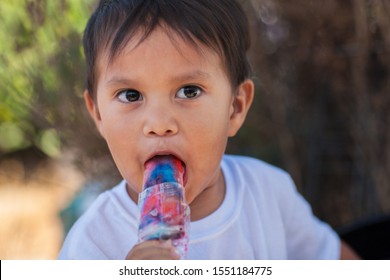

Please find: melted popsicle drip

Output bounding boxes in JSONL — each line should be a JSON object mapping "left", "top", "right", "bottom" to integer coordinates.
{"left": 138, "top": 155, "right": 190, "bottom": 258}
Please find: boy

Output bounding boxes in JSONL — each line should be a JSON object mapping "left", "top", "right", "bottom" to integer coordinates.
{"left": 59, "top": 0, "right": 358, "bottom": 259}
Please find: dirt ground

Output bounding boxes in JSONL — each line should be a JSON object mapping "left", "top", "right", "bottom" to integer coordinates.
{"left": 0, "top": 156, "right": 84, "bottom": 259}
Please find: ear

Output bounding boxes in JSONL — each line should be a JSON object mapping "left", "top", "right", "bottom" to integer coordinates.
{"left": 228, "top": 79, "right": 254, "bottom": 137}
{"left": 83, "top": 90, "right": 105, "bottom": 138}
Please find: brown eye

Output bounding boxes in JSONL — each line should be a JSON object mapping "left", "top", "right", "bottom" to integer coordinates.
{"left": 176, "top": 86, "right": 202, "bottom": 99}
{"left": 117, "top": 89, "right": 142, "bottom": 103}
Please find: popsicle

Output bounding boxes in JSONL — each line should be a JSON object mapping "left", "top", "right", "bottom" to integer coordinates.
{"left": 137, "top": 155, "right": 190, "bottom": 258}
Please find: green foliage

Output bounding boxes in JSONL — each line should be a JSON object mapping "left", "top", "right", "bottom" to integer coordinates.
{"left": 0, "top": 0, "right": 95, "bottom": 156}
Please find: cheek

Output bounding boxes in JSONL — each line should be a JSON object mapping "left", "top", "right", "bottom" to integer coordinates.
{"left": 190, "top": 110, "right": 231, "bottom": 143}
{"left": 103, "top": 123, "right": 130, "bottom": 156}
{"left": 100, "top": 109, "right": 138, "bottom": 149}
{"left": 187, "top": 114, "right": 229, "bottom": 174}
{"left": 99, "top": 119, "right": 144, "bottom": 189}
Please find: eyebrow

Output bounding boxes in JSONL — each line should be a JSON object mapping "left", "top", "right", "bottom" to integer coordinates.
{"left": 105, "top": 77, "right": 136, "bottom": 86}
{"left": 105, "top": 70, "right": 211, "bottom": 87}
{"left": 171, "top": 70, "right": 211, "bottom": 84}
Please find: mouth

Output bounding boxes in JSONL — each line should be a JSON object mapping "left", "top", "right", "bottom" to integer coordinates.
{"left": 144, "top": 154, "right": 187, "bottom": 187}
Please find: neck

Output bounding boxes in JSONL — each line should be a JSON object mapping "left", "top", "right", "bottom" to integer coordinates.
{"left": 189, "top": 168, "right": 226, "bottom": 221}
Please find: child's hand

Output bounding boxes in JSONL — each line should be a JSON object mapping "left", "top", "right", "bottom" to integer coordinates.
{"left": 126, "top": 240, "right": 181, "bottom": 260}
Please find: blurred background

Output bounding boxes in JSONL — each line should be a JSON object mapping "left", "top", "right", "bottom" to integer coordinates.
{"left": 0, "top": 0, "right": 389, "bottom": 259}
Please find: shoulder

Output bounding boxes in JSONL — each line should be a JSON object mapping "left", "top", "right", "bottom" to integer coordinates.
{"left": 73, "top": 181, "right": 129, "bottom": 226}
{"left": 221, "top": 154, "right": 299, "bottom": 221}
{"left": 222, "top": 155, "right": 340, "bottom": 259}
{"left": 222, "top": 154, "right": 294, "bottom": 192}
{"left": 58, "top": 180, "right": 137, "bottom": 259}
{"left": 222, "top": 154, "right": 288, "bottom": 176}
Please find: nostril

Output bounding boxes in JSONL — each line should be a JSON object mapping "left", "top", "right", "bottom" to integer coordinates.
{"left": 143, "top": 109, "right": 179, "bottom": 136}
{"left": 144, "top": 125, "right": 178, "bottom": 137}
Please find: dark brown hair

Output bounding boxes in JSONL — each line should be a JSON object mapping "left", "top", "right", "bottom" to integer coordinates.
{"left": 83, "top": 0, "right": 252, "bottom": 96}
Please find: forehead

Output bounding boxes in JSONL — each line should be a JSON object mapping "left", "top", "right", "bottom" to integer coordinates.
{"left": 96, "top": 26, "right": 227, "bottom": 82}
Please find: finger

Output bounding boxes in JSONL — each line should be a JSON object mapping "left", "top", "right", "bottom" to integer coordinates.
{"left": 127, "top": 245, "right": 180, "bottom": 260}
{"left": 126, "top": 240, "right": 180, "bottom": 260}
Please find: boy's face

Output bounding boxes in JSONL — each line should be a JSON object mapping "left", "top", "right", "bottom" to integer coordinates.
{"left": 85, "top": 27, "right": 253, "bottom": 217}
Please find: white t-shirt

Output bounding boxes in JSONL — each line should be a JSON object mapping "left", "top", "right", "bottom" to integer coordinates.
{"left": 58, "top": 155, "right": 340, "bottom": 259}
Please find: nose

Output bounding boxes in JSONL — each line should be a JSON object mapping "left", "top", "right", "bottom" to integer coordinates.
{"left": 143, "top": 102, "right": 179, "bottom": 137}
